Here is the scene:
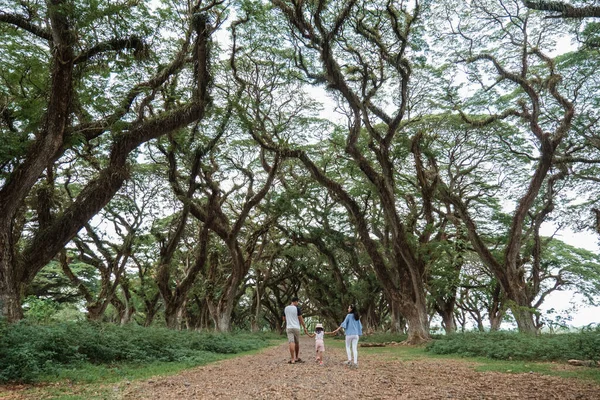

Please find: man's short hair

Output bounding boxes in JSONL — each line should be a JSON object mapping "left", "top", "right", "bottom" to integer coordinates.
{"left": 291, "top": 296, "right": 299, "bottom": 302}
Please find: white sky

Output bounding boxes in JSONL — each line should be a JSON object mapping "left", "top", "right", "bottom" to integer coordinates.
{"left": 540, "top": 224, "right": 600, "bottom": 328}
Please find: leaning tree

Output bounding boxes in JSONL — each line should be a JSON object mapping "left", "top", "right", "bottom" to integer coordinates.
{"left": 0, "top": 0, "right": 222, "bottom": 321}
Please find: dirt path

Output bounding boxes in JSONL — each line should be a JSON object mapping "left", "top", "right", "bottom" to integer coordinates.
{"left": 118, "top": 337, "right": 599, "bottom": 400}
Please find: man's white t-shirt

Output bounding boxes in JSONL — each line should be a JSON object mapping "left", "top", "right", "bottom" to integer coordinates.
{"left": 284, "top": 304, "right": 301, "bottom": 329}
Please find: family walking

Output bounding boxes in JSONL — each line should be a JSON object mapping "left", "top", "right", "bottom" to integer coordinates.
{"left": 283, "top": 299, "right": 363, "bottom": 367}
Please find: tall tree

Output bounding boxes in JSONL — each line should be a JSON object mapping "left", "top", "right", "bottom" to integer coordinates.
{"left": 0, "top": 0, "right": 219, "bottom": 321}
{"left": 434, "top": 0, "right": 578, "bottom": 332}
{"left": 261, "top": 0, "right": 445, "bottom": 343}
{"left": 163, "top": 124, "right": 282, "bottom": 331}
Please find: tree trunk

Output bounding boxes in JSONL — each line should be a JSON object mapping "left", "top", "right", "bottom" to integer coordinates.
{"left": 402, "top": 304, "right": 431, "bottom": 344}
{"left": 489, "top": 313, "right": 502, "bottom": 331}
{"left": 164, "top": 306, "right": 179, "bottom": 329}
{"left": 112, "top": 289, "right": 135, "bottom": 325}
{"left": 86, "top": 298, "right": 113, "bottom": 321}
{"left": 466, "top": 308, "right": 486, "bottom": 332}
{"left": 0, "top": 231, "right": 23, "bottom": 322}
{"left": 164, "top": 299, "right": 187, "bottom": 330}
{"left": 435, "top": 295, "right": 457, "bottom": 335}
{"left": 251, "top": 281, "right": 261, "bottom": 332}
{"left": 216, "top": 312, "right": 231, "bottom": 333}
{"left": 120, "top": 284, "right": 135, "bottom": 325}
{"left": 143, "top": 294, "right": 160, "bottom": 327}
{"left": 389, "top": 303, "right": 406, "bottom": 333}
{"left": 439, "top": 306, "right": 457, "bottom": 335}
{"left": 510, "top": 299, "right": 538, "bottom": 334}
{"left": 208, "top": 300, "right": 233, "bottom": 332}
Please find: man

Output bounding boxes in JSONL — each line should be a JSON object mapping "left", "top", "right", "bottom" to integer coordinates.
{"left": 282, "top": 296, "right": 307, "bottom": 364}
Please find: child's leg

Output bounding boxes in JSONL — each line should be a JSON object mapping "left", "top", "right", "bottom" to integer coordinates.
{"left": 316, "top": 340, "right": 324, "bottom": 361}
{"left": 345, "top": 335, "right": 353, "bottom": 362}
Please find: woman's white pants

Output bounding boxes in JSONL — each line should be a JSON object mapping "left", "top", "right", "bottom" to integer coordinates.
{"left": 345, "top": 335, "right": 359, "bottom": 364}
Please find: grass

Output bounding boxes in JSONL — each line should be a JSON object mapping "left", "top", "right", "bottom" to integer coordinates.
{"left": 0, "top": 321, "right": 280, "bottom": 384}
{"left": 3, "top": 330, "right": 599, "bottom": 398}
{"left": 471, "top": 358, "right": 600, "bottom": 384}
{"left": 0, "top": 342, "right": 280, "bottom": 400}
{"left": 329, "top": 333, "right": 600, "bottom": 385}
{"left": 356, "top": 341, "right": 600, "bottom": 385}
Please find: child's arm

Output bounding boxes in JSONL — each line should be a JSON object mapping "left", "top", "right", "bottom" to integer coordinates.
{"left": 307, "top": 332, "right": 315, "bottom": 338}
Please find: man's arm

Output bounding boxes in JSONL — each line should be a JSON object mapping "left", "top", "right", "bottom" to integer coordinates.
{"left": 299, "top": 315, "right": 307, "bottom": 332}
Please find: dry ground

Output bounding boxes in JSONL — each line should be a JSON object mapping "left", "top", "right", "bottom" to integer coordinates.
{"left": 120, "top": 336, "right": 598, "bottom": 400}
{"left": 2, "top": 336, "right": 599, "bottom": 399}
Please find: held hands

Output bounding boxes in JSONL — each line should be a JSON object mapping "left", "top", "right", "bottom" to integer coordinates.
{"left": 304, "top": 328, "right": 316, "bottom": 338}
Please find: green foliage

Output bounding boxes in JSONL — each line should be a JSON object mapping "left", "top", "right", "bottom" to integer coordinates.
{"left": 0, "top": 321, "right": 272, "bottom": 383}
{"left": 27, "top": 261, "right": 97, "bottom": 306}
{"left": 23, "top": 296, "right": 60, "bottom": 324}
{"left": 426, "top": 327, "right": 600, "bottom": 363}
{"left": 542, "top": 239, "right": 600, "bottom": 305}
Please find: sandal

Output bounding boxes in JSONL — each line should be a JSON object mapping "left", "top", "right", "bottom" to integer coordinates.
{"left": 288, "top": 360, "right": 295, "bottom": 364}
{"left": 296, "top": 358, "right": 305, "bottom": 363}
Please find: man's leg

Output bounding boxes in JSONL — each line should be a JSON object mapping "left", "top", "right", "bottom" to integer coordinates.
{"left": 291, "top": 328, "right": 301, "bottom": 361}
{"left": 286, "top": 329, "right": 296, "bottom": 363}
{"left": 288, "top": 341, "right": 296, "bottom": 362}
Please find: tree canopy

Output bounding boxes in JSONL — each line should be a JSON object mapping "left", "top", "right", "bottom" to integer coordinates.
{"left": 1, "top": 0, "right": 599, "bottom": 342}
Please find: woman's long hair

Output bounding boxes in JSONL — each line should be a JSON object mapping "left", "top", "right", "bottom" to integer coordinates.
{"left": 349, "top": 304, "right": 359, "bottom": 320}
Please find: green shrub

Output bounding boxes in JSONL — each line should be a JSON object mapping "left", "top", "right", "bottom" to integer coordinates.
{"left": 0, "top": 321, "right": 271, "bottom": 383}
{"left": 0, "top": 322, "right": 86, "bottom": 382}
{"left": 23, "top": 296, "right": 59, "bottom": 324}
{"left": 426, "top": 326, "right": 600, "bottom": 363}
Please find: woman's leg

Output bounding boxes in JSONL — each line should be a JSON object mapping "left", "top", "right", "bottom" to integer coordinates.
{"left": 351, "top": 335, "right": 359, "bottom": 364}
{"left": 345, "top": 335, "right": 353, "bottom": 362}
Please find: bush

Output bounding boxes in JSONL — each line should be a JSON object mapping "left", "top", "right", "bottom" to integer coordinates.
{"left": 426, "top": 326, "right": 600, "bottom": 363}
{"left": 0, "top": 322, "right": 86, "bottom": 382}
{"left": 0, "top": 321, "right": 271, "bottom": 383}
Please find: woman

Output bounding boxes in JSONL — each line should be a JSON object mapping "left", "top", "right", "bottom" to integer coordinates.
{"left": 333, "top": 304, "right": 363, "bottom": 368}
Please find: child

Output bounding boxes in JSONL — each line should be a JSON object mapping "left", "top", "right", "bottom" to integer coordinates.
{"left": 305, "top": 323, "right": 334, "bottom": 365}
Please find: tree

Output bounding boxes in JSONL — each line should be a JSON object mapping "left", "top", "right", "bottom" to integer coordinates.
{"left": 432, "top": 0, "right": 581, "bottom": 333}
{"left": 60, "top": 169, "right": 163, "bottom": 322}
{"left": 161, "top": 118, "right": 282, "bottom": 331}
{"left": 255, "top": 0, "right": 445, "bottom": 343}
{"left": 0, "top": 0, "right": 219, "bottom": 321}
{"left": 524, "top": 1, "right": 600, "bottom": 18}
{"left": 524, "top": 1, "right": 600, "bottom": 51}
